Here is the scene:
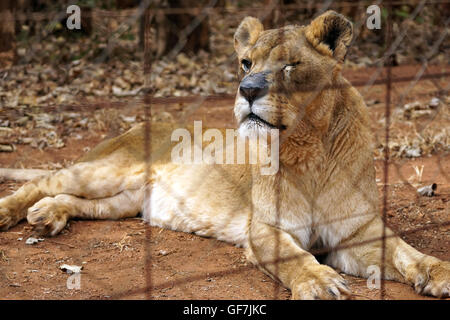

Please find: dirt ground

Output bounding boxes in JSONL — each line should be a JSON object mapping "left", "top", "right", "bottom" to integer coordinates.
{"left": 0, "top": 65, "right": 449, "bottom": 300}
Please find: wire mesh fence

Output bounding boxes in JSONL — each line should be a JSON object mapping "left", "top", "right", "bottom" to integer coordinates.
{"left": 0, "top": 0, "right": 449, "bottom": 300}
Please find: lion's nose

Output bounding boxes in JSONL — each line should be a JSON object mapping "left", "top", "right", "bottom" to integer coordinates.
{"left": 239, "top": 86, "right": 262, "bottom": 103}
{"left": 239, "top": 72, "right": 268, "bottom": 104}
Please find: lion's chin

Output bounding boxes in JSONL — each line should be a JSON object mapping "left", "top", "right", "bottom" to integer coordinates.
{"left": 238, "top": 115, "right": 274, "bottom": 138}
{"left": 238, "top": 113, "right": 286, "bottom": 136}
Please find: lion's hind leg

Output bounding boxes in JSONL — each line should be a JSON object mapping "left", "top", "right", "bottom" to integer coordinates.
{"left": 0, "top": 159, "right": 145, "bottom": 231}
{"left": 0, "top": 178, "right": 45, "bottom": 231}
{"left": 27, "top": 189, "right": 144, "bottom": 236}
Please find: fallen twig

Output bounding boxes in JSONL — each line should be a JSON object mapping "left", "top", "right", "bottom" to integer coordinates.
{"left": 46, "top": 239, "right": 76, "bottom": 249}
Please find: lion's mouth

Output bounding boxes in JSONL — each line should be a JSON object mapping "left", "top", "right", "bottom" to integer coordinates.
{"left": 245, "top": 113, "right": 286, "bottom": 130}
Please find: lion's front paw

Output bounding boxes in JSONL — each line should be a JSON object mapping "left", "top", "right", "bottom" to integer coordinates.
{"left": 291, "top": 264, "right": 351, "bottom": 300}
{"left": 27, "top": 197, "right": 70, "bottom": 236}
{"left": 414, "top": 260, "right": 450, "bottom": 298}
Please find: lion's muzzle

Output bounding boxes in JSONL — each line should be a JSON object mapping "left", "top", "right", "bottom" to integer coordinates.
{"left": 239, "top": 71, "right": 269, "bottom": 105}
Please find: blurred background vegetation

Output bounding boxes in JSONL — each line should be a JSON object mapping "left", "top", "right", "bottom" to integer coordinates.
{"left": 0, "top": 1, "right": 448, "bottom": 160}
{"left": 0, "top": 0, "right": 448, "bottom": 99}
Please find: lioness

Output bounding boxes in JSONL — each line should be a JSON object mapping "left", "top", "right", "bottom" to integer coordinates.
{"left": 0, "top": 11, "right": 449, "bottom": 299}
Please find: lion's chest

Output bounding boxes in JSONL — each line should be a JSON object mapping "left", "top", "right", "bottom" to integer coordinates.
{"left": 252, "top": 175, "right": 316, "bottom": 249}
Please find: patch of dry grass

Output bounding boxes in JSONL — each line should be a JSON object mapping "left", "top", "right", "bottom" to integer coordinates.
{"left": 373, "top": 95, "right": 449, "bottom": 159}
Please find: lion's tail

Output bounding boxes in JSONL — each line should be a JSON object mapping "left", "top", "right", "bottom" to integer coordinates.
{"left": 0, "top": 168, "right": 53, "bottom": 181}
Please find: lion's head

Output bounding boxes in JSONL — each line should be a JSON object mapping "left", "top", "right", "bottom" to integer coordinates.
{"left": 233, "top": 11, "right": 353, "bottom": 140}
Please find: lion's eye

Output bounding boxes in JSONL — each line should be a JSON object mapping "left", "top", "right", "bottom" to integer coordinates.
{"left": 283, "top": 61, "right": 300, "bottom": 71}
{"left": 241, "top": 59, "right": 252, "bottom": 73}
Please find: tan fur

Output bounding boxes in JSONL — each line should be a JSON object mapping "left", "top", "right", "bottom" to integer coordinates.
{"left": 0, "top": 11, "right": 448, "bottom": 299}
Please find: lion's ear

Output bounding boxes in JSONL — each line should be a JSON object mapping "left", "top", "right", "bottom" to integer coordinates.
{"left": 305, "top": 10, "right": 353, "bottom": 62}
{"left": 234, "top": 16, "right": 264, "bottom": 57}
